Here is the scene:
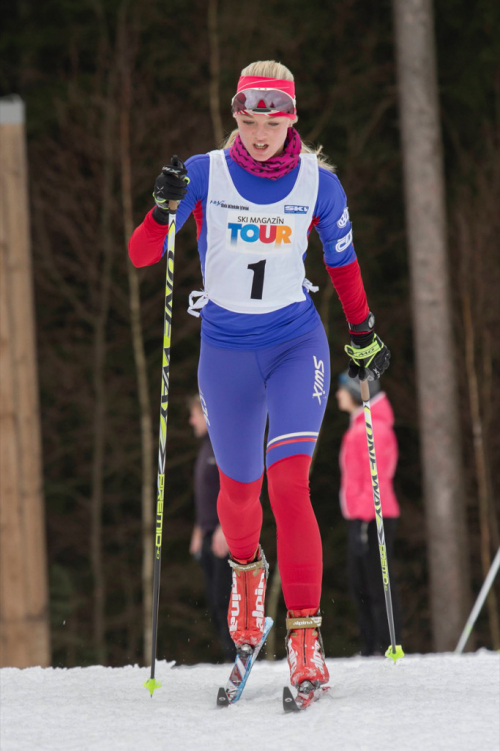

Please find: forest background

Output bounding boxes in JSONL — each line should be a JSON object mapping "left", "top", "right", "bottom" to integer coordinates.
{"left": 1, "top": 0, "right": 499, "bottom": 668}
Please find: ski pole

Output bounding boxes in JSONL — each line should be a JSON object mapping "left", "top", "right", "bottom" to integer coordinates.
{"left": 359, "top": 378, "right": 404, "bottom": 663}
{"left": 455, "top": 547, "right": 500, "bottom": 654}
{"left": 143, "top": 167, "right": 183, "bottom": 697}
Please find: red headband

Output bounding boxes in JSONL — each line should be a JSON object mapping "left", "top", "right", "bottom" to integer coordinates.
{"left": 236, "top": 75, "right": 296, "bottom": 99}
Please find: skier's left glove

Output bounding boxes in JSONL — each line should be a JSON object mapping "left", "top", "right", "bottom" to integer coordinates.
{"left": 344, "top": 312, "right": 390, "bottom": 381}
{"left": 152, "top": 155, "right": 189, "bottom": 224}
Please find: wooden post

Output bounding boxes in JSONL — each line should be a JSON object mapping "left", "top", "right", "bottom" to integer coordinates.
{"left": 0, "top": 97, "right": 51, "bottom": 667}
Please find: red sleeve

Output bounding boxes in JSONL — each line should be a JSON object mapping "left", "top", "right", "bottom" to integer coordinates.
{"left": 128, "top": 209, "right": 168, "bottom": 268}
{"left": 325, "top": 259, "right": 369, "bottom": 325}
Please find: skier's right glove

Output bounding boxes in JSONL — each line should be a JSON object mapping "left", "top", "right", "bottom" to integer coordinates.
{"left": 152, "top": 155, "right": 189, "bottom": 224}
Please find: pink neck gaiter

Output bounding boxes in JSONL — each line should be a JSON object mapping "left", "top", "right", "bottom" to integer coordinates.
{"left": 229, "top": 127, "right": 301, "bottom": 180}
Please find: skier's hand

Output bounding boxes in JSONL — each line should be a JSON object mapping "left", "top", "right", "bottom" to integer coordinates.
{"left": 190, "top": 525, "right": 202, "bottom": 560}
{"left": 345, "top": 334, "right": 390, "bottom": 381}
{"left": 344, "top": 312, "right": 390, "bottom": 381}
{"left": 152, "top": 155, "right": 189, "bottom": 224}
{"left": 212, "top": 525, "right": 230, "bottom": 558}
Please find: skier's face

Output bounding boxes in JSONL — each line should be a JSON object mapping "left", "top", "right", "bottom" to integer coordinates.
{"left": 236, "top": 113, "right": 297, "bottom": 161}
{"left": 336, "top": 387, "right": 359, "bottom": 414}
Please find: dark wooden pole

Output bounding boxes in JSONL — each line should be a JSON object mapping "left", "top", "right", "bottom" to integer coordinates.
{"left": 0, "top": 97, "right": 51, "bottom": 667}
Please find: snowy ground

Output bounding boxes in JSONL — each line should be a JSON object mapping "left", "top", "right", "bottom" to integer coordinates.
{"left": 1, "top": 651, "right": 499, "bottom": 751}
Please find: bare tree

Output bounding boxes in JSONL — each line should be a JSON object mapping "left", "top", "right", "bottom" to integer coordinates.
{"left": 461, "top": 292, "right": 499, "bottom": 648}
{"left": 90, "top": 71, "right": 116, "bottom": 665}
{"left": 208, "top": 0, "right": 224, "bottom": 147}
{"left": 392, "top": 0, "right": 470, "bottom": 650}
{"left": 117, "top": 9, "right": 155, "bottom": 666}
{"left": 453, "top": 129, "right": 500, "bottom": 649}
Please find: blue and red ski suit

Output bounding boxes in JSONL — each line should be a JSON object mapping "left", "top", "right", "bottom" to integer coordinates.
{"left": 129, "top": 149, "right": 369, "bottom": 610}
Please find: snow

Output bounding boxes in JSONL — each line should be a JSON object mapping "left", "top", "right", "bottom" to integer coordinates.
{"left": 1, "top": 651, "right": 499, "bottom": 751}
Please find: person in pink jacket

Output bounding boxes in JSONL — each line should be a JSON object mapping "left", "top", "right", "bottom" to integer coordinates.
{"left": 336, "top": 371, "right": 402, "bottom": 656}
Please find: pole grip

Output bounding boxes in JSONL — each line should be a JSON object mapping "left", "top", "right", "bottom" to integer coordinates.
{"left": 360, "top": 378, "right": 370, "bottom": 402}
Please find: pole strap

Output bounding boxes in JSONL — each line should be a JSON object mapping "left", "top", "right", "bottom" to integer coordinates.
{"left": 344, "top": 338, "right": 383, "bottom": 364}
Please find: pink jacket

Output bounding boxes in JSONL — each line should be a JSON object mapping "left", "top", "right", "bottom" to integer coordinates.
{"left": 339, "top": 392, "right": 400, "bottom": 520}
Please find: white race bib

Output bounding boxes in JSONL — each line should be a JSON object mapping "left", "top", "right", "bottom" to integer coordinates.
{"left": 204, "top": 151, "right": 319, "bottom": 315}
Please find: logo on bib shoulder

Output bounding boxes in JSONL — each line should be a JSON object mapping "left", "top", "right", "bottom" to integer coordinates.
{"left": 226, "top": 210, "right": 295, "bottom": 253}
{"left": 284, "top": 205, "right": 309, "bottom": 214}
{"left": 210, "top": 199, "right": 249, "bottom": 210}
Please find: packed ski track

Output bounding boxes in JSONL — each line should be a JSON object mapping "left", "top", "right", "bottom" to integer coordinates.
{"left": 1, "top": 651, "right": 498, "bottom": 751}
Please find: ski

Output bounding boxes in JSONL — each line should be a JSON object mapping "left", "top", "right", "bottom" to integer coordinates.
{"left": 283, "top": 682, "right": 330, "bottom": 712}
{"left": 216, "top": 616, "right": 273, "bottom": 707}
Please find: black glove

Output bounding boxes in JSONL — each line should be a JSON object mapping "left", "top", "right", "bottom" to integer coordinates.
{"left": 344, "top": 312, "right": 390, "bottom": 381}
{"left": 152, "top": 155, "right": 189, "bottom": 224}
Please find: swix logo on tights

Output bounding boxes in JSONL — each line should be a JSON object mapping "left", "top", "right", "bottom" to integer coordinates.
{"left": 226, "top": 210, "right": 295, "bottom": 254}
{"left": 312, "top": 356, "right": 326, "bottom": 404}
{"left": 199, "top": 392, "right": 210, "bottom": 426}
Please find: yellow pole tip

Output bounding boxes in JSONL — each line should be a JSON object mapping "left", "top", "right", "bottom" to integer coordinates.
{"left": 385, "top": 645, "right": 405, "bottom": 663}
{"left": 143, "top": 678, "right": 162, "bottom": 696}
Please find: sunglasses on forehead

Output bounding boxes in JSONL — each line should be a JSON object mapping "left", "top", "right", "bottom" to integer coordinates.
{"left": 231, "top": 88, "right": 296, "bottom": 115}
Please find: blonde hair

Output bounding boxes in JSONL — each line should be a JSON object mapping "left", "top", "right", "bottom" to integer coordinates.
{"left": 221, "top": 60, "right": 335, "bottom": 173}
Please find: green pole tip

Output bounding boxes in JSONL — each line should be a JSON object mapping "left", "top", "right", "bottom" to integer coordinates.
{"left": 143, "top": 678, "right": 162, "bottom": 696}
{"left": 385, "top": 644, "right": 405, "bottom": 663}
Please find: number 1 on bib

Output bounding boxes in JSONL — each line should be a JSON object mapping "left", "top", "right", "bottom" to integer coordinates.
{"left": 247, "top": 259, "right": 266, "bottom": 299}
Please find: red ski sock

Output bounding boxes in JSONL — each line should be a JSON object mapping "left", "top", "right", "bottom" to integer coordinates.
{"left": 267, "top": 455, "right": 322, "bottom": 610}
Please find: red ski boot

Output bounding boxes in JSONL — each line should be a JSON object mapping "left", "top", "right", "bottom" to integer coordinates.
{"left": 286, "top": 609, "right": 330, "bottom": 688}
{"left": 228, "top": 548, "right": 268, "bottom": 648}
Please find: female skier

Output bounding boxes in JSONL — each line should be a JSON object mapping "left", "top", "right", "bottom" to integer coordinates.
{"left": 129, "top": 60, "right": 390, "bottom": 694}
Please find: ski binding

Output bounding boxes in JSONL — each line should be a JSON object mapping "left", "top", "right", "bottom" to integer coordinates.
{"left": 283, "top": 681, "right": 330, "bottom": 712}
{"left": 216, "top": 616, "right": 273, "bottom": 707}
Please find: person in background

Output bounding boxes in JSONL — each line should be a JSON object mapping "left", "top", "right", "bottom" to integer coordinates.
{"left": 188, "top": 395, "right": 234, "bottom": 661}
{"left": 335, "top": 372, "right": 402, "bottom": 656}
